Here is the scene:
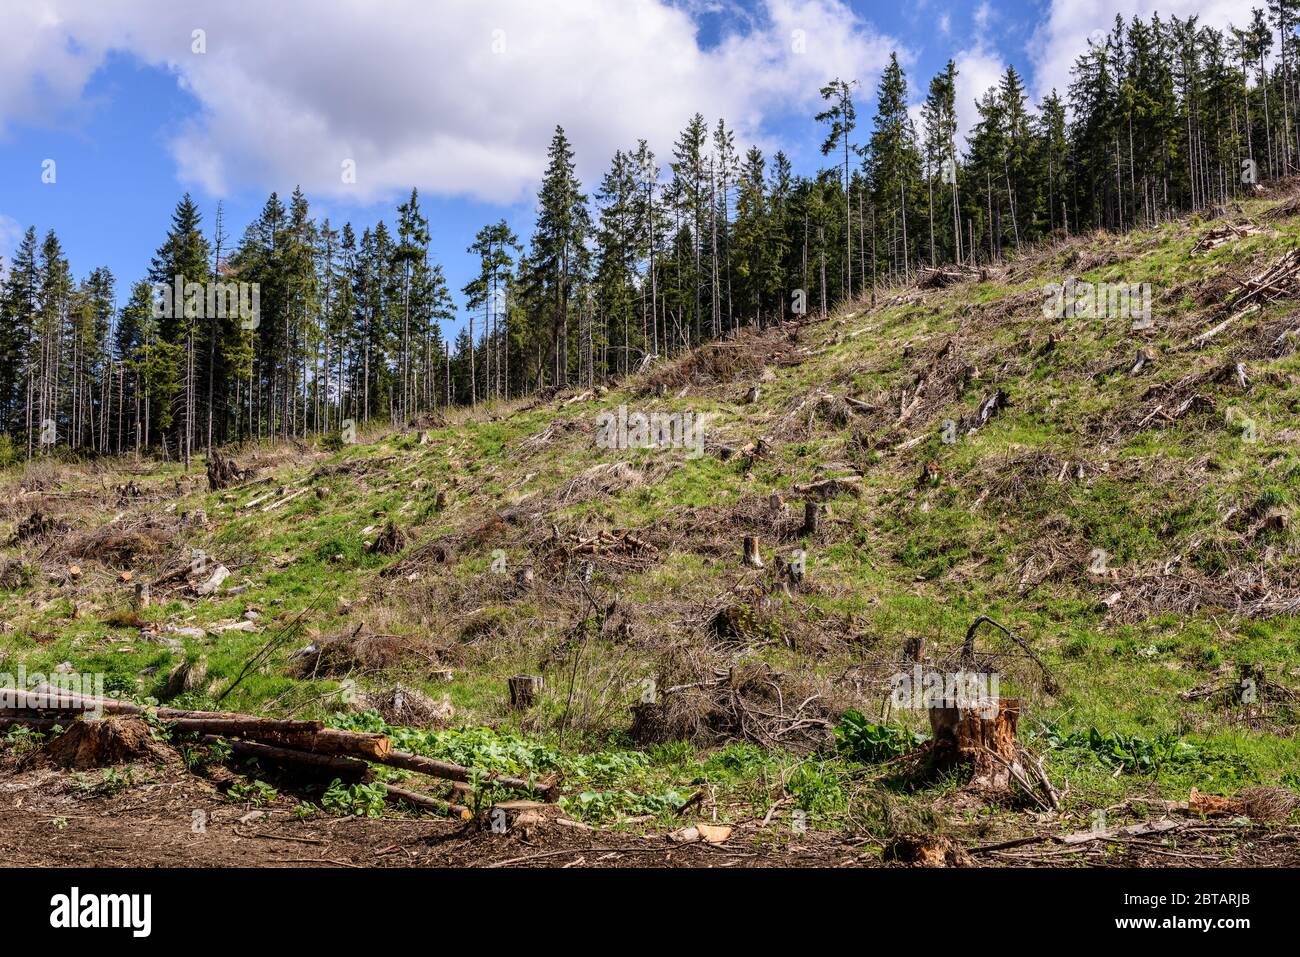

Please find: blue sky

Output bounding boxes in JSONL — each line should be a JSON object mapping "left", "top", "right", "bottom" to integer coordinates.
{"left": 0, "top": 0, "right": 1244, "bottom": 333}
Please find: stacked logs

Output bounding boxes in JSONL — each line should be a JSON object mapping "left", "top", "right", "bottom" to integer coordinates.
{"left": 1, "top": 685, "right": 555, "bottom": 818}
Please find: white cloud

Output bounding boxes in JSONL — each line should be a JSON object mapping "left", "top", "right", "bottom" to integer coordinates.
{"left": 1029, "top": 0, "right": 1250, "bottom": 103}
{"left": 0, "top": 0, "right": 897, "bottom": 204}
{"left": 954, "top": 44, "right": 1006, "bottom": 147}
{"left": 0, "top": 214, "right": 23, "bottom": 279}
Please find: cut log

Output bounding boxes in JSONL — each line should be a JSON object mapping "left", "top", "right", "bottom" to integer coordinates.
{"left": 383, "top": 783, "right": 471, "bottom": 819}
{"left": 928, "top": 697, "right": 1020, "bottom": 792}
{"left": 742, "top": 536, "right": 764, "bottom": 569}
{"left": 204, "top": 736, "right": 368, "bottom": 778}
{"left": 168, "top": 717, "right": 324, "bottom": 737}
{"left": 262, "top": 728, "right": 391, "bottom": 760}
{"left": 0, "top": 717, "right": 66, "bottom": 732}
{"left": 14, "top": 686, "right": 387, "bottom": 757}
{"left": 1059, "top": 819, "right": 1181, "bottom": 845}
{"left": 794, "top": 476, "right": 862, "bottom": 500}
{"left": 378, "top": 749, "right": 554, "bottom": 798}
{"left": 508, "top": 675, "right": 543, "bottom": 710}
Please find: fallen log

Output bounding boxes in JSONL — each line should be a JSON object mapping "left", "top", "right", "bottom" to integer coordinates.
{"left": 16, "top": 686, "right": 254, "bottom": 721}
{"left": 259, "top": 728, "right": 391, "bottom": 761}
{"left": 263, "top": 487, "right": 310, "bottom": 513}
{"left": 0, "top": 717, "right": 66, "bottom": 732}
{"left": 378, "top": 749, "right": 554, "bottom": 798}
{"left": 167, "top": 717, "right": 324, "bottom": 737}
{"left": 202, "top": 735, "right": 368, "bottom": 778}
{"left": 383, "top": 782, "right": 472, "bottom": 819}
{"left": 1059, "top": 819, "right": 1181, "bottom": 845}
{"left": 17, "top": 686, "right": 387, "bottom": 757}
{"left": 9, "top": 686, "right": 540, "bottom": 798}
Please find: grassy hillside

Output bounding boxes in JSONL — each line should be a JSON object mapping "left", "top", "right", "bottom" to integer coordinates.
{"left": 6, "top": 185, "right": 1300, "bottom": 842}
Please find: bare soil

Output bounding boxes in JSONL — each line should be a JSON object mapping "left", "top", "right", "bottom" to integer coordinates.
{"left": 2, "top": 762, "right": 1297, "bottom": 868}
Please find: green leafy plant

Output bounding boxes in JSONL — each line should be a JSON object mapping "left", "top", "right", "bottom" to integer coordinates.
{"left": 834, "top": 711, "right": 925, "bottom": 763}
{"left": 229, "top": 779, "right": 278, "bottom": 806}
{"left": 321, "top": 779, "right": 387, "bottom": 818}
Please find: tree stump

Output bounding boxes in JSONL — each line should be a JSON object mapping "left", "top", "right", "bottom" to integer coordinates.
{"left": 928, "top": 697, "right": 1020, "bottom": 791}
{"left": 742, "top": 536, "right": 764, "bottom": 569}
{"left": 800, "top": 501, "right": 819, "bottom": 537}
{"left": 508, "top": 675, "right": 543, "bottom": 710}
{"left": 902, "top": 635, "right": 925, "bottom": 663}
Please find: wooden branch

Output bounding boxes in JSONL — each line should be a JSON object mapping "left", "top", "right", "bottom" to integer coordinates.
{"left": 262, "top": 487, "right": 310, "bottom": 512}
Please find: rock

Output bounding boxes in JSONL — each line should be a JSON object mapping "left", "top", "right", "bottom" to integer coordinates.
{"left": 194, "top": 564, "right": 231, "bottom": 597}
{"left": 164, "top": 625, "right": 206, "bottom": 640}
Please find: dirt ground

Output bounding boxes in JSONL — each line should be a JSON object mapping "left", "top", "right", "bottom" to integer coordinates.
{"left": 3, "top": 762, "right": 1298, "bottom": 868}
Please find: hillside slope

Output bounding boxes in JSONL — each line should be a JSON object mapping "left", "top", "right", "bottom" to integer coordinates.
{"left": 5, "top": 185, "right": 1300, "bottom": 859}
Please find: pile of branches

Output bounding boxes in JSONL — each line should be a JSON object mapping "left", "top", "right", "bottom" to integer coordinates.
{"left": 917, "top": 264, "right": 982, "bottom": 289}
{"left": 566, "top": 529, "right": 659, "bottom": 563}
{"left": 1193, "top": 249, "right": 1300, "bottom": 346}
{"left": 1179, "top": 663, "right": 1299, "bottom": 727}
{"left": 1, "top": 685, "right": 553, "bottom": 816}
{"left": 1192, "top": 223, "right": 1264, "bottom": 253}
{"left": 66, "top": 518, "right": 175, "bottom": 566}
{"left": 206, "top": 448, "right": 254, "bottom": 491}
{"left": 630, "top": 660, "right": 835, "bottom": 752}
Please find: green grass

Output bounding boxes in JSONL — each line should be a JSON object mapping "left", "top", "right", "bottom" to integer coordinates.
{"left": 5, "top": 194, "right": 1300, "bottom": 837}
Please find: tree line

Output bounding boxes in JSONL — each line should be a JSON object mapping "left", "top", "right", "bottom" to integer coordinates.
{"left": 0, "top": 6, "right": 1293, "bottom": 461}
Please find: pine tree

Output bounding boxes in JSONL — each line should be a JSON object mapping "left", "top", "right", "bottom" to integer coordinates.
{"left": 532, "top": 126, "right": 591, "bottom": 388}
{"left": 817, "top": 78, "right": 857, "bottom": 299}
